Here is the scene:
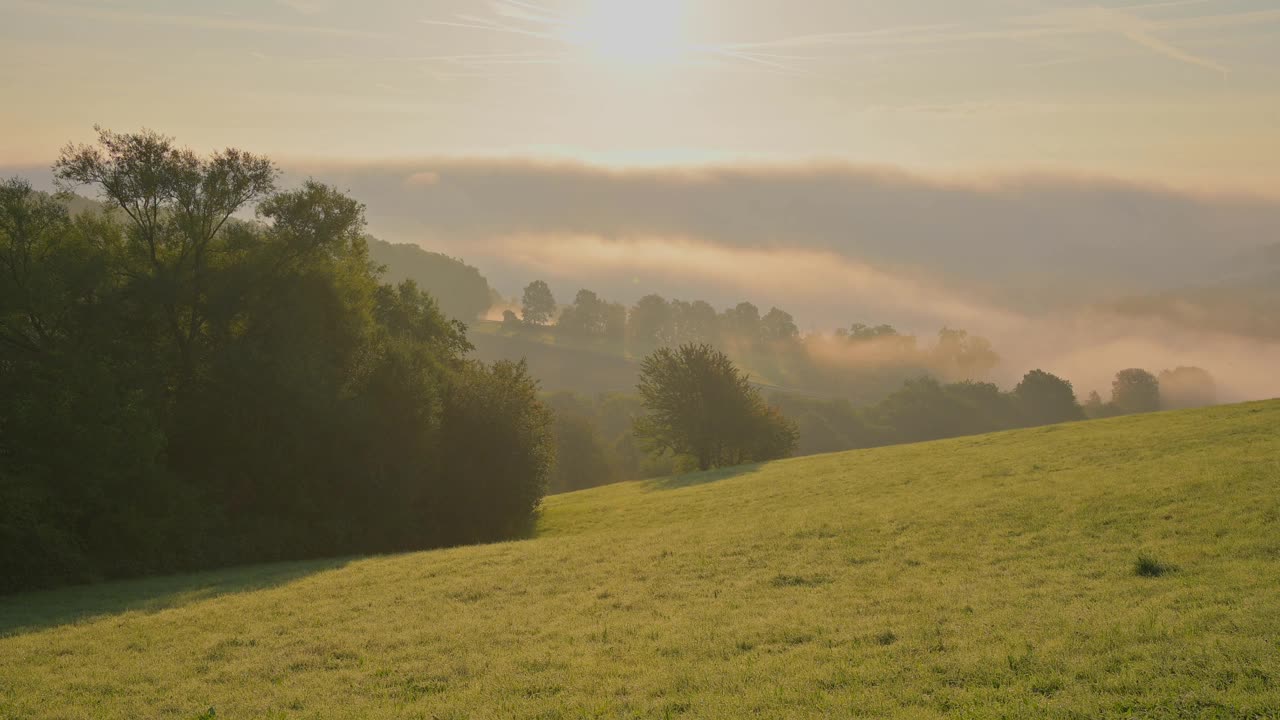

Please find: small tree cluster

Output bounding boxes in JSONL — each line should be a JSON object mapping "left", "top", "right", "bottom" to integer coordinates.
{"left": 634, "top": 344, "right": 798, "bottom": 470}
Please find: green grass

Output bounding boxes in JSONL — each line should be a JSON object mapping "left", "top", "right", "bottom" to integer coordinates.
{"left": 3, "top": 401, "right": 1279, "bottom": 719}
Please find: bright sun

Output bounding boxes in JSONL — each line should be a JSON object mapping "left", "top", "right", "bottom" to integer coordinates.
{"left": 563, "top": 0, "right": 687, "bottom": 66}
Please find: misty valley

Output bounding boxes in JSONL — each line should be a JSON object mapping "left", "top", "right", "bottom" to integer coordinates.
{"left": 3, "top": 0, "right": 1280, "bottom": 715}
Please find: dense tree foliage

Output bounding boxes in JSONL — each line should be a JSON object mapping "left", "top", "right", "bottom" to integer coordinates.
{"left": 1014, "top": 370, "right": 1085, "bottom": 426}
{"left": 635, "top": 344, "right": 798, "bottom": 470}
{"left": 367, "top": 238, "right": 493, "bottom": 321}
{"left": 768, "top": 368, "right": 1086, "bottom": 460}
{"left": 1111, "top": 368, "right": 1162, "bottom": 415}
{"left": 498, "top": 282, "right": 1005, "bottom": 406}
{"left": 521, "top": 280, "right": 556, "bottom": 326}
{"left": 0, "top": 130, "right": 553, "bottom": 592}
{"left": 558, "top": 288, "right": 626, "bottom": 341}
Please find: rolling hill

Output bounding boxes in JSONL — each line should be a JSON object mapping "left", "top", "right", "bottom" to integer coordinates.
{"left": 2, "top": 401, "right": 1278, "bottom": 719}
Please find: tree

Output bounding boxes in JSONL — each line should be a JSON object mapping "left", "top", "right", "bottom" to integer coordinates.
{"left": 841, "top": 323, "right": 899, "bottom": 340}
{"left": 501, "top": 309, "right": 522, "bottom": 330}
{"left": 53, "top": 127, "right": 277, "bottom": 385}
{"left": 521, "top": 280, "right": 556, "bottom": 326}
{"left": 720, "top": 301, "right": 761, "bottom": 344}
{"left": 932, "top": 328, "right": 999, "bottom": 380}
{"left": 873, "top": 377, "right": 971, "bottom": 443}
{"left": 548, "top": 411, "right": 616, "bottom": 494}
{"left": 437, "top": 360, "right": 555, "bottom": 543}
{"left": 602, "top": 301, "right": 627, "bottom": 342}
{"left": 947, "top": 380, "right": 1018, "bottom": 434}
{"left": 1014, "top": 370, "right": 1084, "bottom": 426}
{"left": 1083, "top": 390, "right": 1107, "bottom": 418}
{"left": 634, "top": 344, "right": 797, "bottom": 470}
{"left": 1158, "top": 367, "right": 1216, "bottom": 409}
{"left": 670, "top": 299, "right": 719, "bottom": 345}
{"left": 1111, "top": 368, "right": 1161, "bottom": 415}
{"left": 629, "top": 294, "right": 672, "bottom": 349}
{"left": 761, "top": 307, "right": 799, "bottom": 343}
{"left": 558, "top": 288, "right": 607, "bottom": 337}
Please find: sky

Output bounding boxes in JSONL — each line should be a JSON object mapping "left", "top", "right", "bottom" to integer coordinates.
{"left": 2, "top": 0, "right": 1279, "bottom": 191}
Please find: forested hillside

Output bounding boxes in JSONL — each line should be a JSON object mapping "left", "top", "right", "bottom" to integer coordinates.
{"left": 0, "top": 130, "right": 553, "bottom": 592}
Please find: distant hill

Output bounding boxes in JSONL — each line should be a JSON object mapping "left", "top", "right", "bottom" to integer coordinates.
{"left": 4, "top": 401, "right": 1278, "bottom": 717}
{"left": 1107, "top": 275, "right": 1280, "bottom": 341}
{"left": 367, "top": 238, "right": 493, "bottom": 322}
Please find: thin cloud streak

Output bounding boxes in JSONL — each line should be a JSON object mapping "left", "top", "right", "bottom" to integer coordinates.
{"left": 727, "top": 2, "right": 1272, "bottom": 75}
{"left": 416, "top": 1, "right": 1262, "bottom": 75}
{"left": 2, "top": 0, "right": 383, "bottom": 38}
{"left": 420, "top": 2, "right": 802, "bottom": 72}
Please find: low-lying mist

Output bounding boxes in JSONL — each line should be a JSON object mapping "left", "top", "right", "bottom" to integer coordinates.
{"left": 479, "top": 231, "right": 1280, "bottom": 403}
{"left": 8, "top": 156, "right": 1277, "bottom": 403}
{"left": 288, "top": 158, "right": 1280, "bottom": 306}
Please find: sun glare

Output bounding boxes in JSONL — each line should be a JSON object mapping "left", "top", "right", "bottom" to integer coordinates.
{"left": 563, "top": 0, "right": 688, "bottom": 67}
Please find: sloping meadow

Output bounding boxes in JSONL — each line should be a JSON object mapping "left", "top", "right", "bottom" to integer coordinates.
{"left": 2, "top": 401, "right": 1278, "bottom": 719}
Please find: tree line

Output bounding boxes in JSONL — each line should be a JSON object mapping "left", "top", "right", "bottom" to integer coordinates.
{"left": 506, "top": 280, "right": 1000, "bottom": 405}
{"left": 544, "top": 361, "right": 1217, "bottom": 493}
{"left": 503, "top": 282, "right": 1218, "bottom": 495}
{"left": 0, "top": 130, "right": 554, "bottom": 592}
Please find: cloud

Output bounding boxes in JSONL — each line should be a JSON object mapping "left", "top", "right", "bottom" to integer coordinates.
{"left": 291, "top": 159, "right": 1280, "bottom": 306}
{"left": 404, "top": 171, "right": 441, "bottom": 187}
{"left": 1036, "top": 5, "right": 1230, "bottom": 75}
{"left": 994, "top": 307, "right": 1280, "bottom": 403}
{"left": 2, "top": 0, "right": 382, "bottom": 38}
{"left": 274, "top": 158, "right": 1280, "bottom": 403}
{"left": 9, "top": 154, "right": 1278, "bottom": 402}
{"left": 728, "top": 1, "right": 1266, "bottom": 75}
{"left": 486, "top": 232, "right": 1024, "bottom": 331}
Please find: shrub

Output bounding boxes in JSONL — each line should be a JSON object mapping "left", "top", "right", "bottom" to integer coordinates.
{"left": 1134, "top": 554, "right": 1172, "bottom": 577}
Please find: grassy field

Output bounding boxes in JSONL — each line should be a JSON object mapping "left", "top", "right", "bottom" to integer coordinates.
{"left": 2, "top": 402, "right": 1279, "bottom": 719}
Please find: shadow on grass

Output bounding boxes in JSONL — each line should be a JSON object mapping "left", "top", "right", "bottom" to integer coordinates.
{"left": 0, "top": 556, "right": 351, "bottom": 638}
{"left": 642, "top": 462, "right": 765, "bottom": 491}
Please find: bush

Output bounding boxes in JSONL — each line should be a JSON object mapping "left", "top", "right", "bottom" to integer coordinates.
{"left": 635, "top": 344, "right": 798, "bottom": 470}
{"left": 1134, "top": 554, "right": 1172, "bottom": 577}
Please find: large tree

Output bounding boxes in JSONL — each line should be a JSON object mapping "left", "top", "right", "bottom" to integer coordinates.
{"left": 520, "top": 280, "right": 556, "bottom": 326}
{"left": 1111, "top": 368, "right": 1161, "bottom": 414}
{"left": 53, "top": 127, "right": 277, "bottom": 385}
{"left": 1014, "top": 369, "right": 1084, "bottom": 426}
{"left": 720, "top": 301, "right": 761, "bottom": 344}
{"left": 558, "top": 288, "right": 606, "bottom": 337}
{"left": 629, "top": 293, "right": 672, "bottom": 349}
{"left": 761, "top": 307, "right": 799, "bottom": 342}
{"left": 635, "top": 343, "right": 797, "bottom": 471}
